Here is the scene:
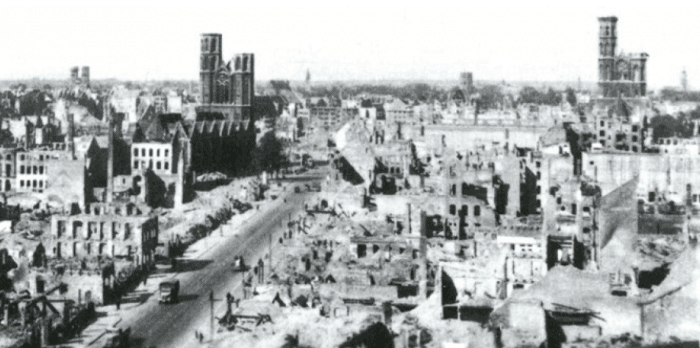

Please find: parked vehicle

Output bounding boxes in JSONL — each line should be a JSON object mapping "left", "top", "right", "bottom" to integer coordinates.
{"left": 232, "top": 256, "right": 248, "bottom": 272}
{"left": 159, "top": 280, "right": 180, "bottom": 304}
{"left": 103, "top": 327, "right": 131, "bottom": 348}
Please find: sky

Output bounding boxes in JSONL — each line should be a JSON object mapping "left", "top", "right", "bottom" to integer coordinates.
{"left": 0, "top": 0, "right": 699, "bottom": 90}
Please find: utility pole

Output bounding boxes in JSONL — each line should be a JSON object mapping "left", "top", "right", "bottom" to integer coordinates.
{"left": 210, "top": 290, "right": 214, "bottom": 342}
{"left": 208, "top": 291, "right": 221, "bottom": 342}
{"left": 268, "top": 232, "right": 272, "bottom": 278}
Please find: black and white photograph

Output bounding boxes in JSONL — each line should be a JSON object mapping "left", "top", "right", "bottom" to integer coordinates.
{"left": 0, "top": 1, "right": 698, "bottom": 347}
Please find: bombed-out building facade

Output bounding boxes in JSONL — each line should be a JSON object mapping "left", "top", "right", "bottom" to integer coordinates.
{"left": 308, "top": 16, "right": 700, "bottom": 348}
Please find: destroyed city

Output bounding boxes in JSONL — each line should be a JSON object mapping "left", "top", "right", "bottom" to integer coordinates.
{"left": 0, "top": 2, "right": 699, "bottom": 348}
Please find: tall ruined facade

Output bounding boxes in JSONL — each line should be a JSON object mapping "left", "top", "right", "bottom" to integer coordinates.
{"left": 198, "top": 33, "right": 255, "bottom": 123}
{"left": 597, "top": 17, "right": 648, "bottom": 98}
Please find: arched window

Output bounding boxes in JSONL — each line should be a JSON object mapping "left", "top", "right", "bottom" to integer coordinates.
{"left": 243, "top": 56, "right": 248, "bottom": 71}
{"left": 474, "top": 205, "right": 481, "bottom": 217}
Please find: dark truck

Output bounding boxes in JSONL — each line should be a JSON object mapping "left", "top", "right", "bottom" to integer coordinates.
{"left": 159, "top": 280, "right": 180, "bottom": 304}
{"left": 103, "top": 327, "right": 131, "bottom": 348}
{"left": 232, "top": 256, "right": 249, "bottom": 272}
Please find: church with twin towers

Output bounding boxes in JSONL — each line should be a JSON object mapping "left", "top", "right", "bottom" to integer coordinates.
{"left": 196, "top": 33, "right": 255, "bottom": 123}
{"left": 597, "top": 16, "right": 648, "bottom": 99}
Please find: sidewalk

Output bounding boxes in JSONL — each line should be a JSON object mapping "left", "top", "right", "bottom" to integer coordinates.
{"left": 72, "top": 189, "right": 293, "bottom": 347}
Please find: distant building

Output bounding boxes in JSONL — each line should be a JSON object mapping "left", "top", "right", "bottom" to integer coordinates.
{"left": 70, "top": 66, "right": 90, "bottom": 89}
{"left": 597, "top": 17, "right": 648, "bottom": 98}
{"left": 49, "top": 202, "right": 158, "bottom": 264}
{"left": 196, "top": 33, "right": 254, "bottom": 123}
{"left": 592, "top": 98, "right": 645, "bottom": 153}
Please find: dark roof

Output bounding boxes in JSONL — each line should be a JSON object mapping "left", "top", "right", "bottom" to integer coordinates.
{"left": 613, "top": 97, "right": 631, "bottom": 118}
{"left": 253, "top": 96, "right": 280, "bottom": 118}
{"left": 138, "top": 113, "right": 186, "bottom": 142}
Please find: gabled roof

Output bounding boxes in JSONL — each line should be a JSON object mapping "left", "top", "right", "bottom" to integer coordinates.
{"left": 137, "top": 113, "right": 187, "bottom": 143}
{"left": 613, "top": 96, "right": 631, "bottom": 118}
{"left": 540, "top": 125, "right": 567, "bottom": 147}
{"left": 215, "top": 61, "right": 232, "bottom": 75}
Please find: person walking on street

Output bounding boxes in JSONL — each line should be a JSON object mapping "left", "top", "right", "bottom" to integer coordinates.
{"left": 116, "top": 293, "right": 121, "bottom": 310}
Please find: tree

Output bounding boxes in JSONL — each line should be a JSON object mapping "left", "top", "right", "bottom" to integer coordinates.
{"left": 648, "top": 114, "right": 695, "bottom": 141}
{"left": 649, "top": 115, "right": 676, "bottom": 141}
{"left": 252, "top": 131, "right": 285, "bottom": 174}
{"left": 565, "top": 87, "right": 577, "bottom": 106}
{"left": 478, "top": 85, "right": 504, "bottom": 109}
{"left": 544, "top": 88, "right": 562, "bottom": 105}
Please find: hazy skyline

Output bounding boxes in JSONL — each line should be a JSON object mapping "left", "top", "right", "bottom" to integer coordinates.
{"left": 1, "top": 0, "right": 698, "bottom": 90}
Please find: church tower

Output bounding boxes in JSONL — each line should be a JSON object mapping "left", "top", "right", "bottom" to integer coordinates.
{"left": 598, "top": 17, "right": 617, "bottom": 98}
{"left": 232, "top": 53, "right": 255, "bottom": 122}
{"left": 200, "top": 33, "right": 222, "bottom": 104}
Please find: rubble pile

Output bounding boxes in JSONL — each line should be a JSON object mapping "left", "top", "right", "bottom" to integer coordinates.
{"left": 634, "top": 236, "right": 687, "bottom": 266}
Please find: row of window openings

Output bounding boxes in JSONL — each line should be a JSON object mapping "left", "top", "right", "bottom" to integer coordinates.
{"left": 661, "top": 139, "right": 696, "bottom": 145}
{"left": 599, "top": 121, "right": 639, "bottom": 133}
{"left": 17, "top": 154, "right": 47, "bottom": 161}
{"left": 647, "top": 192, "right": 700, "bottom": 203}
{"left": 448, "top": 204, "right": 481, "bottom": 216}
{"left": 134, "top": 161, "right": 169, "bottom": 171}
{"left": 598, "top": 131, "right": 639, "bottom": 142}
{"left": 57, "top": 221, "right": 136, "bottom": 240}
{"left": 449, "top": 184, "right": 487, "bottom": 197}
{"left": 134, "top": 148, "right": 169, "bottom": 158}
{"left": 19, "top": 180, "right": 46, "bottom": 189}
{"left": 19, "top": 165, "right": 45, "bottom": 175}
{"left": 594, "top": 140, "right": 639, "bottom": 152}
{"left": 57, "top": 243, "right": 123, "bottom": 257}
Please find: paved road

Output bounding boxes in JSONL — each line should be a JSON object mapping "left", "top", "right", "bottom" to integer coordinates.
{"left": 120, "top": 179, "right": 321, "bottom": 348}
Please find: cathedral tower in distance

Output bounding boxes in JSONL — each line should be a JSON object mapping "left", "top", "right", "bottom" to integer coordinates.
{"left": 197, "top": 33, "right": 255, "bottom": 123}
{"left": 199, "top": 33, "right": 222, "bottom": 105}
{"left": 597, "top": 16, "right": 648, "bottom": 98}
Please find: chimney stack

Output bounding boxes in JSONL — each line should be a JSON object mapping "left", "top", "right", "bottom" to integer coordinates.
{"left": 66, "top": 103, "right": 75, "bottom": 159}
{"left": 23, "top": 117, "right": 30, "bottom": 150}
{"left": 418, "top": 210, "right": 428, "bottom": 299}
{"left": 174, "top": 145, "right": 185, "bottom": 210}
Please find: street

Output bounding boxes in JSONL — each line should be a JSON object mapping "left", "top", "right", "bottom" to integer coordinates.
{"left": 117, "top": 176, "right": 320, "bottom": 348}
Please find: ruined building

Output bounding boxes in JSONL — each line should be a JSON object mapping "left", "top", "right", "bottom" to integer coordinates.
{"left": 0, "top": 107, "right": 101, "bottom": 210}
{"left": 196, "top": 33, "right": 255, "bottom": 123}
{"left": 49, "top": 202, "right": 158, "bottom": 264}
{"left": 597, "top": 16, "right": 648, "bottom": 98}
